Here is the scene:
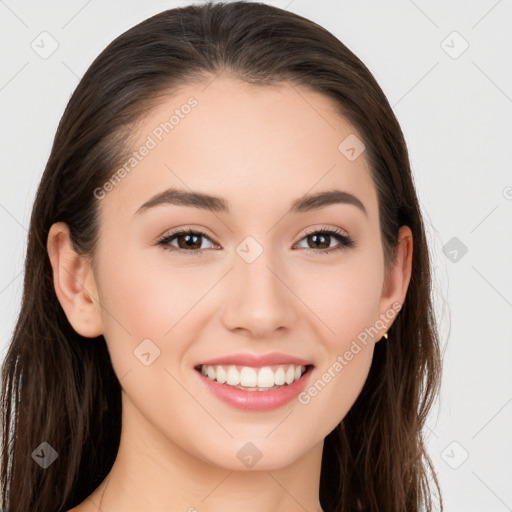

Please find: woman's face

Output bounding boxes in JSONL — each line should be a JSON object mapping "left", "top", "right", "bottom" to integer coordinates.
{"left": 84, "top": 75, "right": 410, "bottom": 470}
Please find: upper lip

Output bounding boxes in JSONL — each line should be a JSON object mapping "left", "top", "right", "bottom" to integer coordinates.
{"left": 195, "top": 352, "right": 314, "bottom": 369}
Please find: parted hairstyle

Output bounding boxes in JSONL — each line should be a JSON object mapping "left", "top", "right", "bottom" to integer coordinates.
{"left": 0, "top": 2, "right": 443, "bottom": 511}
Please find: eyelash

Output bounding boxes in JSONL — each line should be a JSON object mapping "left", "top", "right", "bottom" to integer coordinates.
{"left": 156, "top": 226, "right": 356, "bottom": 256}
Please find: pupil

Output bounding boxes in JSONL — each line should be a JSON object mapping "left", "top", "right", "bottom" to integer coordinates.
{"left": 179, "top": 234, "right": 200, "bottom": 249}
{"left": 310, "top": 234, "right": 329, "bottom": 249}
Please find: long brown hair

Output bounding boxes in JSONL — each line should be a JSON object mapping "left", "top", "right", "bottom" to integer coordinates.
{"left": 0, "top": 2, "right": 443, "bottom": 511}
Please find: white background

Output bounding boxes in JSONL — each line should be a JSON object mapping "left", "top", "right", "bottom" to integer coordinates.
{"left": 1, "top": 1, "right": 511, "bottom": 510}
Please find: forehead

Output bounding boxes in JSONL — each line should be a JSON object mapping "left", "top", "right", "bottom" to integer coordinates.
{"left": 99, "top": 75, "right": 379, "bottom": 225}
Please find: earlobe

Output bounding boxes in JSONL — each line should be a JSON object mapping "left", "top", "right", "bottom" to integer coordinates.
{"left": 376, "top": 225, "right": 413, "bottom": 340}
{"left": 47, "top": 222, "right": 103, "bottom": 338}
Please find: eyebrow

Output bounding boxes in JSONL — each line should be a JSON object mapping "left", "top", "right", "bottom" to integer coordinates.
{"left": 134, "top": 187, "right": 367, "bottom": 217}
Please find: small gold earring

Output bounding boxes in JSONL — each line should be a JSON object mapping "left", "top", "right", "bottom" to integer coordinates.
{"left": 382, "top": 332, "right": 388, "bottom": 340}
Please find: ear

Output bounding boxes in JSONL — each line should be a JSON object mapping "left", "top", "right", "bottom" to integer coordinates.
{"left": 376, "top": 225, "right": 413, "bottom": 341}
{"left": 47, "top": 222, "right": 103, "bottom": 338}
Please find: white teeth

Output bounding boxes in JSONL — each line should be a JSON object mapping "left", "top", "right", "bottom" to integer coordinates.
{"left": 199, "top": 364, "right": 307, "bottom": 389}
{"left": 240, "top": 367, "right": 258, "bottom": 387}
{"left": 274, "top": 367, "right": 285, "bottom": 385}
{"left": 257, "top": 367, "right": 275, "bottom": 388}
{"left": 226, "top": 366, "right": 240, "bottom": 386}
{"left": 285, "top": 365, "right": 295, "bottom": 384}
{"left": 215, "top": 365, "right": 227, "bottom": 384}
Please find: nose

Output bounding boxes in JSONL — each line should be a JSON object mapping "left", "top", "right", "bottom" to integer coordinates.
{"left": 220, "top": 242, "right": 297, "bottom": 338}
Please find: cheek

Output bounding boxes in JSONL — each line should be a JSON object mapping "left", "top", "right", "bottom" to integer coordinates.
{"left": 311, "top": 342, "right": 374, "bottom": 435}
{"left": 97, "top": 249, "right": 208, "bottom": 337}
{"left": 302, "top": 252, "right": 383, "bottom": 421}
{"left": 94, "top": 246, "right": 220, "bottom": 380}
{"left": 93, "top": 251, "right": 213, "bottom": 425}
{"left": 294, "top": 252, "right": 384, "bottom": 348}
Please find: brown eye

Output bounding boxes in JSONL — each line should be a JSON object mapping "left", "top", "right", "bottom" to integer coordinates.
{"left": 306, "top": 232, "right": 331, "bottom": 249}
{"left": 174, "top": 232, "right": 203, "bottom": 250}
{"left": 295, "top": 229, "right": 355, "bottom": 254}
{"left": 157, "top": 229, "right": 217, "bottom": 255}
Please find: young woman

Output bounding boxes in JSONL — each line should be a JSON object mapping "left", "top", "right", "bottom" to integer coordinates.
{"left": 0, "top": 2, "right": 443, "bottom": 511}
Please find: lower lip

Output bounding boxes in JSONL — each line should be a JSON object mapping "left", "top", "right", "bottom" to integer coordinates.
{"left": 196, "top": 366, "right": 313, "bottom": 411}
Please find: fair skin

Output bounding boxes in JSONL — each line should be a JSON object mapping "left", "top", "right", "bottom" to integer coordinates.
{"left": 48, "top": 74, "right": 412, "bottom": 512}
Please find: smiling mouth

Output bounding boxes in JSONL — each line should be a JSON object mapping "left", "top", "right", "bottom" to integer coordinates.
{"left": 194, "top": 363, "right": 314, "bottom": 391}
